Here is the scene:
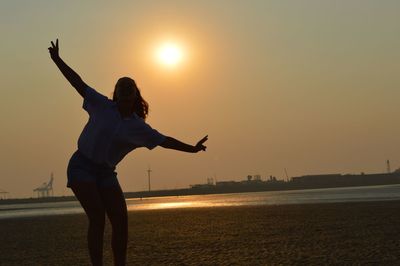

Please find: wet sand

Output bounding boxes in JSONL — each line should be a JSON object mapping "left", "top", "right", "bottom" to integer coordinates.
{"left": 1, "top": 200, "right": 400, "bottom": 265}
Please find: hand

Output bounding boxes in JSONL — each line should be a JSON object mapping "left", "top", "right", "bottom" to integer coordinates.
{"left": 48, "top": 39, "right": 59, "bottom": 60}
{"left": 194, "top": 135, "right": 208, "bottom": 152}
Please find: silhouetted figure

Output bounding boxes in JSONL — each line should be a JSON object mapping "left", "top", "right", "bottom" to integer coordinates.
{"left": 48, "top": 39, "right": 207, "bottom": 266}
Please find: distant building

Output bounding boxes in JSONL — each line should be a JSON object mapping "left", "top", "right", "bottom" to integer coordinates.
{"left": 290, "top": 172, "right": 400, "bottom": 188}
{"left": 216, "top": 181, "right": 237, "bottom": 186}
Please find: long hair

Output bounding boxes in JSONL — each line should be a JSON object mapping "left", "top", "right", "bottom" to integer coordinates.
{"left": 112, "top": 77, "right": 149, "bottom": 120}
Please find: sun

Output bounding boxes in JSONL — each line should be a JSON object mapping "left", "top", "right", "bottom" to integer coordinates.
{"left": 156, "top": 42, "right": 184, "bottom": 67}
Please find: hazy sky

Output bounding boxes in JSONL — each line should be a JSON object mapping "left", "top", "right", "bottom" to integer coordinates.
{"left": 1, "top": 1, "right": 399, "bottom": 198}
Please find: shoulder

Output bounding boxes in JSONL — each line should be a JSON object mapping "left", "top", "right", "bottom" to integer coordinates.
{"left": 85, "top": 86, "right": 109, "bottom": 100}
{"left": 83, "top": 86, "right": 114, "bottom": 112}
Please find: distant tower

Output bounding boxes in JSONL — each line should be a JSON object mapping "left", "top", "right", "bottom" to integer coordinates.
{"left": 387, "top": 160, "right": 391, "bottom": 173}
{"left": 147, "top": 166, "right": 152, "bottom": 192}
{"left": 284, "top": 168, "right": 289, "bottom": 182}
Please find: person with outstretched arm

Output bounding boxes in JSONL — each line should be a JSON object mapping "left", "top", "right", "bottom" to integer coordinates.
{"left": 48, "top": 39, "right": 208, "bottom": 266}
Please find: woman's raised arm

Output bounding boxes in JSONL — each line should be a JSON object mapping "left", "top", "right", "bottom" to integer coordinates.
{"left": 48, "top": 39, "right": 88, "bottom": 97}
{"left": 160, "top": 135, "right": 208, "bottom": 153}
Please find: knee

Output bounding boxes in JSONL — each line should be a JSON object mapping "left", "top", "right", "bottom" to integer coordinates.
{"left": 87, "top": 209, "right": 106, "bottom": 228}
{"left": 108, "top": 210, "right": 128, "bottom": 231}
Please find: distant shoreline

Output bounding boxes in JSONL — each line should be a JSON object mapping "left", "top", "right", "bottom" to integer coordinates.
{"left": 2, "top": 181, "right": 400, "bottom": 205}
{"left": 4, "top": 172, "right": 400, "bottom": 205}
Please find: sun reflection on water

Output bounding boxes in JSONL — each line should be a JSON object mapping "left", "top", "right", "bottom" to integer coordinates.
{"left": 125, "top": 194, "right": 247, "bottom": 211}
{"left": 126, "top": 199, "right": 212, "bottom": 211}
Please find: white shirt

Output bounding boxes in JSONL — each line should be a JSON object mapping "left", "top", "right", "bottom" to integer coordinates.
{"left": 77, "top": 87, "right": 166, "bottom": 167}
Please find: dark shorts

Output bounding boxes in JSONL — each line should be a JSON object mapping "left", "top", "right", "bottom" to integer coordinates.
{"left": 67, "top": 150, "right": 119, "bottom": 188}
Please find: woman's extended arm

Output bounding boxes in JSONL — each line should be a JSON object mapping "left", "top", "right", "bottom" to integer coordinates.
{"left": 160, "top": 135, "right": 208, "bottom": 153}
{"left": 48, "top": 39, "right": 88, "bottom": 97}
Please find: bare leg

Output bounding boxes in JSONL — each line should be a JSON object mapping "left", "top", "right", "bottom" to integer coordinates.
{"left": 99, "top": 184, "right": 128, "bottom": 266}
{"left": 71, "top": 182, "right": 105, "bottom": 266}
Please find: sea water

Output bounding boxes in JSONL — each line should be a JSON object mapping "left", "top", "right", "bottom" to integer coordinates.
{"left": 1, "top": 184, "right": 400, "bottom": 219}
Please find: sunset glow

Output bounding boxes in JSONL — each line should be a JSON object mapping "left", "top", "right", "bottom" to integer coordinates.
{"left": 156, "top": 42, "right": 184, "bottom": 67}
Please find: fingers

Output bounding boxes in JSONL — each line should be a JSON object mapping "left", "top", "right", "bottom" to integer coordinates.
{"left": 195, "top": 135, "right": 208, "bottom": 152}
{"left": 198, "top": 135, "right": 208, "bottom": 145}
{"left": 50, "top": 39, "right": 59, "bottom": 49}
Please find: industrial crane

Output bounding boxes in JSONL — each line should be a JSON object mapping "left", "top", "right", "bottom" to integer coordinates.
{"left": 33, "top": 173, "right": 54, "bottom": 198}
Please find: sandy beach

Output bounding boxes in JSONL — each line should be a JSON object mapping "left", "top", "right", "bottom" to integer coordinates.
{"left": 1, "top": 200, "right": 400, "bottom": 265}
